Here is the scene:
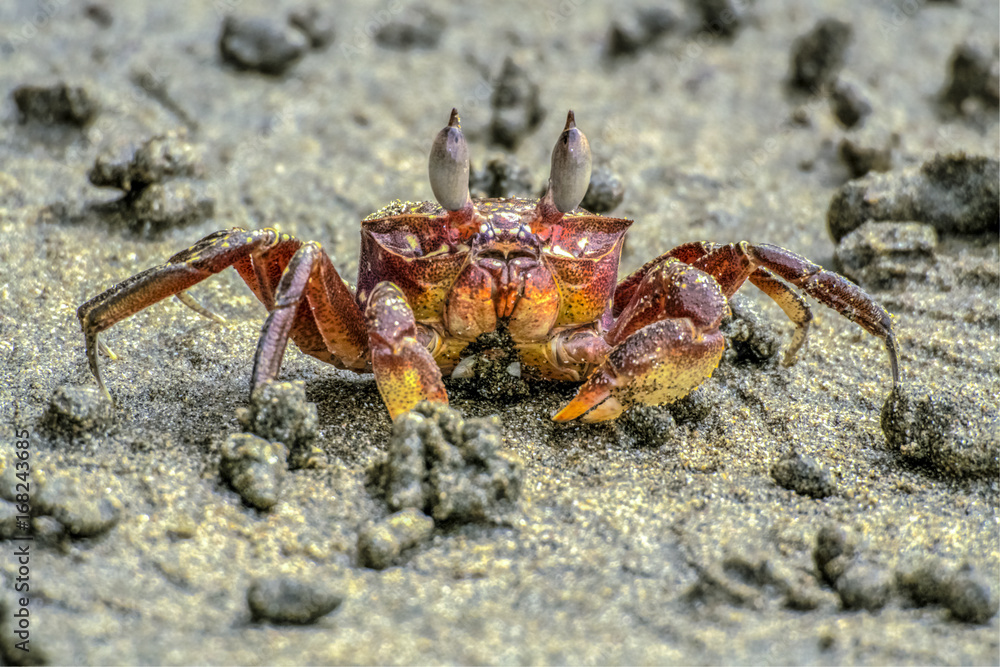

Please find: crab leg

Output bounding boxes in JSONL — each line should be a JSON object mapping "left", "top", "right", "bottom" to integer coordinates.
{"left": 554, "top": 259, "right": 727, "bottom": 422}
{"left": 683, "top": 241, "right": 899, "bottom": 384}
{"left": 78, "top": 228, "right": 368, "bottom": 401}
{"left": 615, "top": 241, "right": 899, "bottom": 383}
{"left": 250, "top": 241, "right": 369, "bottom": 390}
{"left": 745, "top": 267, "right": 812, "bottom": 365}
{"left": 365, "top": 281, "right": 447, "bottom": 419}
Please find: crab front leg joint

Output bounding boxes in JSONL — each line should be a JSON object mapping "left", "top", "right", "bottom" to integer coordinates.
{"left": 365, "top": 281, "right": 447, "bottom": 419}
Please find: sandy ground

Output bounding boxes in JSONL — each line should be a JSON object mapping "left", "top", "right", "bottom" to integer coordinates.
{"left": 0, "top": 0, "right": 997, "bottom": 664}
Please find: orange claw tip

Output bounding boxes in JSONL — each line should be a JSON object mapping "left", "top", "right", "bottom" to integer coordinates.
{"left": 552, "top": 402, "right": 586, "bottom": 422}
{"left": 552, "top": 377, "right": 614, "bottom": 422}
{"left": 448, "top": 107, "right": 461, "bottom": 128}
{"left": 552, "top": 393, "right": 625, "bottom": 423}
{"left": 579, "top": 396, "right": 624, "bottom": 423}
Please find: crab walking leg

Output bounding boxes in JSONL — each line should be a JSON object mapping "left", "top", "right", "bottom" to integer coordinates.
{"left": 688, "top": 241, "right": 899, "bottom": 385}
{"left": 554, "top": 259, "right": 728, "bottom": 422}
{"left": 78, "top": 228, "right": 277, "bottom": 399}
{"left": 79, "top": 228, "right": 370, "bottom": 401}
{"left": 746, "top": 267, "right": 812, "bottom": 365}
{"left": 365, "top": 281, "right": 448, "bottom": 419}
{"left": 250, "top": 241, "right": 370, "bottom": 390}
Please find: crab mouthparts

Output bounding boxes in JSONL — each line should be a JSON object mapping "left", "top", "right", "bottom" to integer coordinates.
{"left": 471, "top": 222, "right": 542, "bottom": 260}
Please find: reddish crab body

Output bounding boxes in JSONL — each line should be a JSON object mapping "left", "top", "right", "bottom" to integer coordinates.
{"left": 79, "top": 110, "right": 899, "bottom": 422}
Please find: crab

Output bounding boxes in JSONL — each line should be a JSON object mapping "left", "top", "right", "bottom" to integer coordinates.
{"left": 78, "top": 109, "right": 899, "bottom": 423}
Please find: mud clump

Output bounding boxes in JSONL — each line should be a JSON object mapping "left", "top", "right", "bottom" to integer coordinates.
{"left": 835, "top": 562, "right": 893, "bottom": 612}
{"left": 43, "top": 384, "right": 114, "bottom": 437}
{"left": 370, "top": 402, "right": 523, "bottom": 523}
{"left": 449, "top": 329, "right": 532, "bottom": 402}
{"left": 827, "top": 154, "right": 999, "bottom": 241}
{"left": 770, "top": 450, "right": 836, "bottom": 499}
{"left": 0, "top": 463, "right": 122, "bottom": 539}
{"left": 87, "top": 129, "right": 213, "bottom": 236}
{"left": 812, "top": 527, "right": 995, "bottom": 620}
{"left": 946, "top": 569, "right": 997, "bottom": 624}
{"left": 219, "top": 433, "right": 288, "bottom": 511}
{"left": 813, "top": 524, "right": 856, "bottom": 586}
{"left": 288, "top": 6, "right": 336, "bottom": 50}
{"left": 34, "top": 473, "right": 123, "bottom": 538}
{"left": 685, "top": 549, "right": 830, "bottom": 612}
{"left": 616, "top": 405, "right": 677, "bottom": 449}
{"left": 247, "top": 576, "right": 343, "bottom": 625}
{"left": 357, "top": 508, "right": 435, "bottom": 570}
{"left": 12, "top": 82, "right": 99, "bottom": 127}
{"left": 834, "top": 221, "right": 938, "bottom": 289}
{"left": 126, "top": 182, "right": 215, "bottom": 234}
{"left": 940, "top": 41, "right": 1000, "bottom": 113}
{"left": 788, "top": 18, "right": 852, "bottom": 92}
{"left": 374, "top": 7, "right": 444, "bottom": 50}
{"left": 829, "top": 77, "right": 872, "bottom": 129}
{"left": 469, "top": 155, "right": 535, "bottom": 199}
{"left": 897, "top": 558, "right": 997, "bottom": 624}
{"left": 237, "top": 381, "right": 320, "bottom": 469}
{"left": 219, "top": 15, "right": 309, "bottom": 75}
{"left": 812, "top": 524, "right": 893, "bottom": 611}
{"left": 719, "top": 296, "right": 781, "bottom": 365}
{"left": 582, "top": 165, "right": 626, "bottom": 214}
{"left": 489, "top": 57, "right": 545, "bottom": 150}
{"left": 604, "top": 6, "right": 677, "bottom": 59}
{"left": 895, "top": 557, "right": 959, "bottom": 607}
{"left": 881, "top": 384, "right": 998, "bottom": 479}
{"left": 89, "top": 130, "right": 203, "bottom": 192}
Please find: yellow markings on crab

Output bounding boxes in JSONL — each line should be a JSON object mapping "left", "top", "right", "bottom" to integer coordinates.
{"left": 548, "top": 244, "right": 575, "bottom": 259}
{"left": 577, "top": 236, "right": 589, "bottom": 250}
{"left": 421, "top": 244, "right": 457, "bottom": 258}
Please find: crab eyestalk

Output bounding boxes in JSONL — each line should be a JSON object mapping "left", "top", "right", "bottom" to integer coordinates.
{"left": 429, "top": 108, "right": 472, "bottom": 212}
{"left": 548, "top": 110, "right": 592, "bottom": 214}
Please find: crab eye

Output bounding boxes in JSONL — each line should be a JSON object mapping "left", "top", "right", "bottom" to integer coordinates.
{"left": 548, "top": 110, "right": 592, "bottom": 214}
{"left": 429, "top": 108, "right": 471, "bottom": 212}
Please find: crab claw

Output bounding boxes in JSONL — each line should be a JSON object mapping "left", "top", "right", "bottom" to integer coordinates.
{"left": 553, "top": 319, "right": 725, "bottom": 423}
{"left": 366, "top": 281, "right": 448, "bottom": 419}
{"left": 554, "top": 258, "right": 728, "bottom": 423}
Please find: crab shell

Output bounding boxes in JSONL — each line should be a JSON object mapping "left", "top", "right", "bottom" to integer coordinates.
{"left": 357, "top": 195, "right": 630, "bottom": 381}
